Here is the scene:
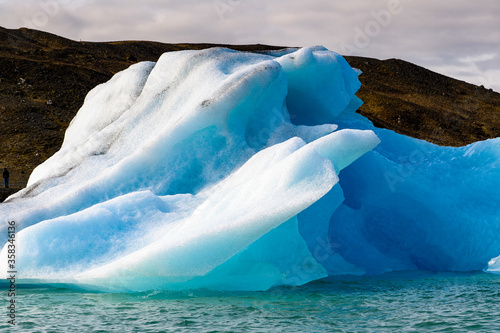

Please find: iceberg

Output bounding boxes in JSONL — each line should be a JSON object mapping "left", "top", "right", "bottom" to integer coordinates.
{"left": 1, "top": 46, "right": 499, "bottom": 292}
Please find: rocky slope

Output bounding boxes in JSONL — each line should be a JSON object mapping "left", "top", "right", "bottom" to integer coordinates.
{"left": 345, "top": 56, "right": 500, "bottom": 146}
{"left": 1, "top": 27, "right": 499, "bottom": 197}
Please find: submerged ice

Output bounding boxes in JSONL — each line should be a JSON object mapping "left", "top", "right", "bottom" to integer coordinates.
{"left": 0, "top": 47, "right": 499, "bottom": 292}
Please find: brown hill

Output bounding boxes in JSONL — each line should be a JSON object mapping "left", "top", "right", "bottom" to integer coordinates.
{"left": 344, "top": 56, "right": 500, "bottom": 146}
{"left": 1, "top": 27, "right": 499, "bottom": 197}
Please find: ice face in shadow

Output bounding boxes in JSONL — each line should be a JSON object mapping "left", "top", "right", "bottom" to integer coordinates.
{"left": 330, "top": 121, "right": 500, "bottom": 275}
{"left": 0, "top": 47, "right": 499, "bottom": 292}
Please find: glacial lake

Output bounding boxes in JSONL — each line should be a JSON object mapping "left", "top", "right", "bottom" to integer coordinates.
{"left": 1, "top": 271, "right": 499, "bottom": 332}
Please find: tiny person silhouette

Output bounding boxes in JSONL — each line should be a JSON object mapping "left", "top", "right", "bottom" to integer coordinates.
{"left": 3, "top": 168, "right": 9, "bottom": 188}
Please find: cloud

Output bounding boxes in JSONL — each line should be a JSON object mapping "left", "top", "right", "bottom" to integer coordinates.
{"left": 0, "top": 0, "right": 498, "bottom": 91}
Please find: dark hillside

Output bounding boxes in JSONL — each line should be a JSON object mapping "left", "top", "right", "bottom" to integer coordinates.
{"left": 345, "top": 56, "right": 500, "bottom": 146}
{"left": 1, "top": 27, "right": 499, "bottom": 195}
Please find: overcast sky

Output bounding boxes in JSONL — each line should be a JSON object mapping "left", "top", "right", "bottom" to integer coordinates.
{"left": 1, "top": 0, "right": 499, "bottom": 92}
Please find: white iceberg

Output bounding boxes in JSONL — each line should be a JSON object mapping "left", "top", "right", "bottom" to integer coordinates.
{"left": 0, "top": 46, "right": 498, "bottom": 291}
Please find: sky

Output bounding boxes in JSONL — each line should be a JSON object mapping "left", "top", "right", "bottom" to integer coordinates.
{"left": 1, "top": 0, "right": 499, "bottom": 92}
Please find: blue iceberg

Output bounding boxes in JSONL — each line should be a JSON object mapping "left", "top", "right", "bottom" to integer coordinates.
{"left": 1, "top": 47, "right": 499, "bottom": 292}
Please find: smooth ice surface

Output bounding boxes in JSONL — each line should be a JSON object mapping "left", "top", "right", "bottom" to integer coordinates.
{"left": 1, "top": 47, "right": 499, "bottom": 292}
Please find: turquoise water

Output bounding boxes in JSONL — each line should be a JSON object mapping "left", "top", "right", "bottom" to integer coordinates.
{"left": 1, "top": 271, "right": 499, "bottom": 332}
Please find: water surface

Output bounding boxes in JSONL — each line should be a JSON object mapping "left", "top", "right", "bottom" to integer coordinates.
{"left": 1, "top": 271, "right": 499, "bottom": 332}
